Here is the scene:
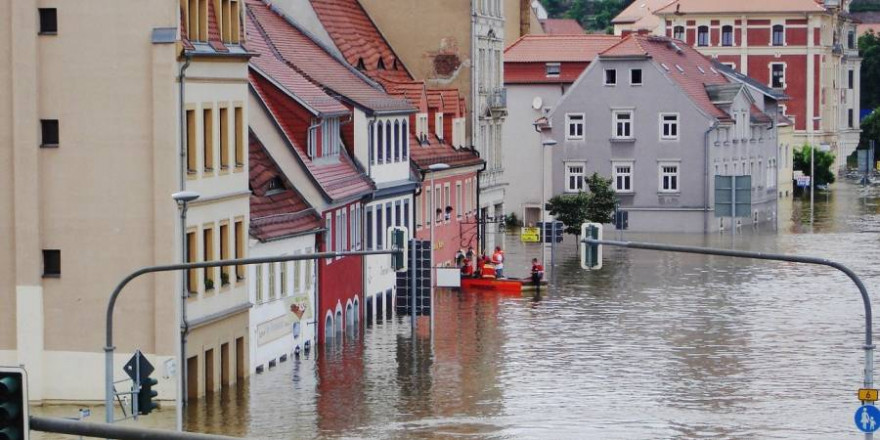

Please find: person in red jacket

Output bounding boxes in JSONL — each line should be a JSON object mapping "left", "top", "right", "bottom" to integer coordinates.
{"left": 492, "top": 246, "right": 505, "bottom": 278}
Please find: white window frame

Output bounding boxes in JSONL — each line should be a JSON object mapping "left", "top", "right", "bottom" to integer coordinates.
{"left": 629, "top": 68, "right": 643, "bottom": 86}
{"left": 546, "top": 62, "right": 560, "bottom": 77}
{"left": 673, "top": 25, "right": 685, "bottom": 41}
{"left": 604, "top": 68, "right": 617, "bottom": 86}
{"left": 769, "top": 62, "right": 786, "bottom": 89}
{"left": 565, "top": 162, "right": 586, "bottom": 193}
{"left": 771, "top": 24, "right": 785, "bottom": 47}
{"left": 721, "top": 25, "right": 734, "bottom": 47}
{"left": 456, "top": 182, "right": 463, "bottom": 218}
{"left": 612, "top": 110, "right": 634, "bottom": 140}
{"left": 697, "top": 25, "right": 709, "bottom": 47}
{"left": 566, "top": 113, "right": 585, "bottom": 140}
{"left": 658, "top": 162, "right": 680, "bottom": 193}
{"left": 659, "top": 113, "right": 680, "bottom": 141}
{"left": 612, "top": 161, "right": 633, "bottom": 193}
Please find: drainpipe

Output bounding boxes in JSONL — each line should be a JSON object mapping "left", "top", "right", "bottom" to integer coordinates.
{"left": 177, "top": 54, "right": 191, "bottom": 418}
{"left": 704, "top": 120, "right": 720, "bottom": 234}
{"left": 307, "top": 118, "right": 322, "bottom": 156}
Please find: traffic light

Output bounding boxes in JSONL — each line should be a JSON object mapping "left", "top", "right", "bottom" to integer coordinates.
{"left": 136, "top": 376, "right": 158, "bottom": 415}
{"left": 0, "top": 366, "right": 29, "bottom": 440}
{"left": 580, "top": 223, "right": 603, "bottom": 270}
{"left": 388, "top": 226, "right": 408, "bottom": 272}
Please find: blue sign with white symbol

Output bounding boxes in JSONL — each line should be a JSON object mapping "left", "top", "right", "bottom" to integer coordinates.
{"left": 855, "top": 405, "right": 880, "bottom": 432}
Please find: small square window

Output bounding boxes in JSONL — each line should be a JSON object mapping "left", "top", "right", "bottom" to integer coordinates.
{"left": 630, "top": 69, "right": 642, "bottom": 85}
{"left": 43, "top": 249, "right": 60, "bottom": 277}
{"left": 546, "top": 63, "right": 560, "bottom": 77}
{"left": 41, "top": 119, "right": 59, "bottom": 147}
{"left": 39, "top": 8, "right": 57, "bottom": 34}
{"left": 604, "top": 69, "right": 617, "bottom": 86}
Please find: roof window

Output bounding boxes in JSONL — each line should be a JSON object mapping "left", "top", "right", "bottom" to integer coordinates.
{"left": 675, "top": 65, "right": 684, "bottom": 73}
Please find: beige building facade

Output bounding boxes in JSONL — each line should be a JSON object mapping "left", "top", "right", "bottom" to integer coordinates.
{"left": 1, "top": 0, "right": 250, "bottom": 403}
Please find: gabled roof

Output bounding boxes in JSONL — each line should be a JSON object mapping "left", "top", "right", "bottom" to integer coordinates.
{"left": 706, "top": 83, "right": 744, "bottom": 104}
{"left": 408, "top": 134, "right": 484, "bottom": 170}
{"left": 246, "top": 13, "right": 349, "bottom": 116}
{"left": 612, "top": 0, "right": 674, "bottom": 32}
{"left": 601, "top": 34, "right": 732, "bottom": 120}
{"left": 250, "top": 71, "right": 374, "bottom": 203}
{"left": 504, "top": 34, "right": 621, "bottom": 63}
{"left": 655, "top": 0, "right": 826, "bottom": 15}
{"left": 249, "top": 132, "right": 323, "bottom": 242}
{"left": 308, "top": 0, "right": 413, "bottom": 85}
{"left": 245, "top": 0, "right": 413, "bottom": 115}
{"left": 430, "top": 89, "right": 465, "bottom": 117}
{"left": 539, "top": 18, "right": 585, "bottom": 34}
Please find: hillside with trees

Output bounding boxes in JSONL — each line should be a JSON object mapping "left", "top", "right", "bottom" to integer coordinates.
{"left": 541, "top": 0, "right": 635, "bottom": 33}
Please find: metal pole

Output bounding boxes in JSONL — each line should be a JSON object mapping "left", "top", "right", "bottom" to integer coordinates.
{"left": 732, "top": 175, "right": 736, "bottom": 237}
{"left": 104, "top": 249, "right": 400, "bottom": 426}
{"left": 811, "top": 144, "right": 815, "bottom": 227}
{"left": 177, "top": 201, "right": 187, "bottom": 431}
{"left": 31, "top": 415, "right": 243, "bottom": 440}
{"left": 410, "top": 239, "right": 417, "bottom": 334}
{"left": 584, "top": 236, "right": 875, "bottom": 433}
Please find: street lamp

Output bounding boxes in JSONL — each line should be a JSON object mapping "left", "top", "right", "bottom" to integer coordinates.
{"left": 541, "top": 139, "right": 557, "bottom": 274}
{"left": 171, "top": 190, "right": 199, "bottom": 432}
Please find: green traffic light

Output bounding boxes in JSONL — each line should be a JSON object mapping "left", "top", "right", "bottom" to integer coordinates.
{"left": 0, "top": 372, "right": 23, "bottom": 440}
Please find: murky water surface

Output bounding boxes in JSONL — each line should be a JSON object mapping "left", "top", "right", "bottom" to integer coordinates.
{"left": 37, "top": 182, "right": 880, "bottom": 439}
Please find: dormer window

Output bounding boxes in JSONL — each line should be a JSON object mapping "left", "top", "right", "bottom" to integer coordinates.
{"left": 416, "top": 114, "right": 429, "bottom": 144}
{"left": 435, "top": 113, "right": 444, "bottom": 140}
{"left": 266, "top": 176, "right": 285, "bottom": 195}
{"left": 546, "top": 63, "right": 561, "bottom": 77}
{"left": 184, "top": 0, "right": 208, "bottom": 42}
{"left": 309, "top": 117, "right": 341, "bottom": 159}
{"left": 357, "top": 58, "right": 366, "bottom": 70}
{"left": 218, "top": 0, "right": 241, "bottom": 44}
{"left": 377, "top": 57, "right": 386, "bottom": 70}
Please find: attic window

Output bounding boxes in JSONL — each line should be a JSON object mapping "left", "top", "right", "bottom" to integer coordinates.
{"left": 377, "top": 57, "right": 386, "bottom": 70}
{"left": 697, "top": 66, "right": 705, "bottom": 74}
{"left": 266, "top": 176, "right": 285, "bottom": 195}
{"left": 356, "top": 58, "right": 366, "bottom": 70}
{"left": 660, "top": 63, "right": 670, "bottom": 71}
{"left": 546, "top": 63, "right": 561, "bottom": 77}
{"left": 709, "top": 67, "right": 718, "bottom": 74}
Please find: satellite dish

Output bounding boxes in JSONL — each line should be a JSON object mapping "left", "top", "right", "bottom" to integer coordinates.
{"left": 532, "top": 96, "right": 543, "bottom": 110}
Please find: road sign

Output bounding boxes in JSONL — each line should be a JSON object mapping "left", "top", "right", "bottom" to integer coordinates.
{"left": 796, "top": 175, "right": 811, "bottom": 188}
{"left": 521, "top": 227, "right": 540, "bottom": 243}
{"left": 856, "top": 405, "right": 880, "bottom": 433}
{"left": 714, "top": 175, "right": 751, "bottom": 218}
{"left": 123, "top": 350, "right": 154, "bottom": 383}
{"left": 860, "top": 389, "right": 879, "bottom": 402}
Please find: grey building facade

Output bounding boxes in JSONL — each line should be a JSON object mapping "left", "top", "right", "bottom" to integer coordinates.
{"left": 542, "top": 34, "right": 782, "bottom": 233}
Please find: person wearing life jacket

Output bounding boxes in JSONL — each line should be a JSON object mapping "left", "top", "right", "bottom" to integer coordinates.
{"left": 492, "top": 246, "right": 505, "bottom": 278}
{"left": 461, "top": 256, "right": 474, "bottom": 277}
{"left": 480, "top": 255, "right": 496, "bottom": 279}
{"left": 530, "top": 258, "right": 544, "bottom": 285}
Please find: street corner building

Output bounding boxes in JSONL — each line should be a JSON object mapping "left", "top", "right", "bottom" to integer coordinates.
{"left": 1, "top": 0, "right": 253, "bottom": 402}
{"left": 541, "top": 33, "right": 787, "bottom": 233}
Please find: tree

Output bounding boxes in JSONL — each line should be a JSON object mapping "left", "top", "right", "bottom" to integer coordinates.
{"left": 859, "top": 30, "right": 880, "bottom": 111}
{"left": 793, "top": 144, "right": 836, "bottom": 188}
{"left": 546, "top": 173, "right": 617, "bottom": 236}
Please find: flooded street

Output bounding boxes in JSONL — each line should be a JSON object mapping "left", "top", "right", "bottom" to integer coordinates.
{"left": 35, "top": 182, "right": 880, "bottom": 439}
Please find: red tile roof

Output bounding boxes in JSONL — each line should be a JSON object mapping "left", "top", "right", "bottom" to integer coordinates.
{"left": 245, "top": 0, "right": 413, "bottom": 114}
{"left": 249, "top": 132, "right": 323, "bottom": 241}
{"left": 612, "top": 0, "right": 674, "bottom": 32}
{"left": 308, "top": 0, "right": 413, "bottom": 85}
{"left": 655, "top": 0, "right": 826, "bottom": 15}
{"left": 601, "top": 34, "right": 731, "bottom": 120}
{"left": 408, "top": 133, "right": 484, "bottom": 169}
{"left": 504, "top": 34, "right": 621, "bottom": 63}
{"left": 246, "top": 13, "right": 349, "bottom": 116}
{"left": 430, "top": 89, "right": 465, "bottom": 117}
{"left": 539, "top": 19, "right": 585, "bottom": 34}
{"left": 251, "top": 71, "right": 375, "bottom": 202}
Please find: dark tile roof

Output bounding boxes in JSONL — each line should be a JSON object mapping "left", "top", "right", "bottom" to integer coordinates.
{"left": 250, "top": 71, "right": 375, "bottom": 203}
{"left": 249, "top": 132, "right": 323, "bottom": 241}
{"left": 712, "top": 60, "right": 790, "bottom": 101}
{"left": 245, "top": 0, "right": 414, "bottom": 114}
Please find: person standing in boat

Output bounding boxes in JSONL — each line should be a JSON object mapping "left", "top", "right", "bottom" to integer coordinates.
{"left": 492, "top": 246, "right": 505, "bottom": 278}
{"left": 530, "top": 258, "right": 544, "bottom": 285}
{"left": 466, "top": 246, "right": 475, "bottom": 274}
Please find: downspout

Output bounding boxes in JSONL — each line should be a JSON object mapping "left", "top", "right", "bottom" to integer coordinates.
{"left": 704, "top": 120, "right": 720, "bottom": 234}
{"left": 177, "top": 53, "right": 191, "bottom": 406}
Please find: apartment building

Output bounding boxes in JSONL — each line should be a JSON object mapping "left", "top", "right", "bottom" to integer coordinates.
{"left": 503, "top": 34, "right": 620, "bottom": 226}
{"left": 542, "top": 34, "right": 783, "bottom": 232}
{"left": 1, "top": 0, "right": 250, "bottom": 402}
{"left": 614, "top": 0, "right": 861, "bottom": 172}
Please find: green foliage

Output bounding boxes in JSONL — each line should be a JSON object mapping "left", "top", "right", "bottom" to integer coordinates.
{"left": 542, "top": 0, "right": 632, "bottom": 33}
{"left": 546, "top": 173, "right": 617, "bottom": 235}
{"left": 860, "top": 109, "right": 880, "bottom": 150}
{"left": 860, "top": 31, "right": 880, "bottom": 110}
{"left": 793, "top": 143, "right": 836, "bottom": 187}
{"left": 852, "top": 1, "right": 880, "bottom": 12}
{"left": 504, "top": 212, "right": 522, "bottom": 228}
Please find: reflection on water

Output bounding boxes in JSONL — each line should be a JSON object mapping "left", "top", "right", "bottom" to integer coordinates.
{"left": 31, "top": 182, "right": 880, "bottom": 439}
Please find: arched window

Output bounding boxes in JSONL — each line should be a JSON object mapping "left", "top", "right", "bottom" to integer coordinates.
{"left": 346, "top": 302, "right": 354, "bottom": 335}
{"left": 697, "top": 26, "right": 709, "bottom": 46}
{"left": 673, "top": 26, "right": 685, "bottom": 41}
{"left": 722, "top": 25, "right": 733, "bottom": 46}
{"left": 772, "top": 25, "right": 784, "bottom": 46}
{"left": 325, "top": 314, "right": 333, "bottom": 343}
{"left": 393, "top": 120, "right": 400, "bottom": 162}
{"left": 335, "top": 310, "right": 343, "bottom": 341}
{"left": 402, "top": 120, "right": 409, "bottom": 158}
{"left": 377, "top": 122, "right": 384, "bottom": 163}
{"left": 385, "top": 121, "right": 392, "bottom": 163}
